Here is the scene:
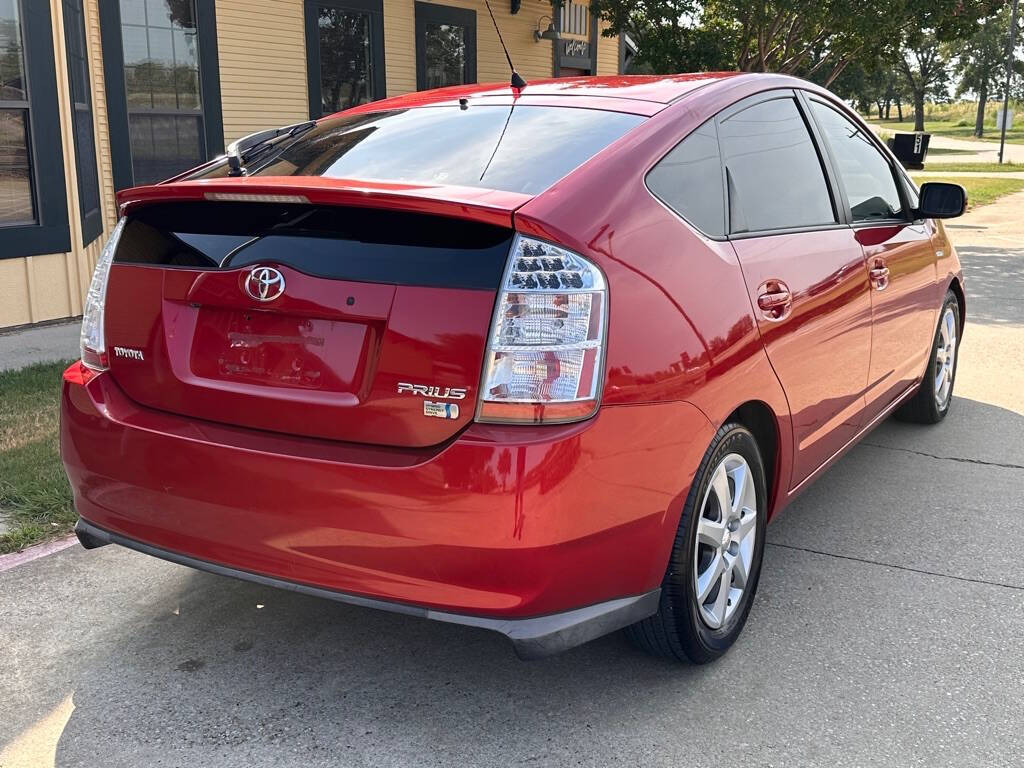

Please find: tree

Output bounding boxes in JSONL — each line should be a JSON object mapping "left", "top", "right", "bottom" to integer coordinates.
{"left": 593, "top": 0, "right": 1001, "bottom": 94}
{"left": 704, "top": 0, "right": 897, "bottom": 86}
{"left": 589, "top": 0, "right": 735, "bottom": 74}
{"left": 819, "top": 58, "right": 909, "bottom": 119}
{"left": 953, "top": 7, "right": 1024, "bottom": 136}
{"left": 899, "top": 32, "right": 949, "bottom": 131}
{"left": 592, "top": 0, "right": 895, "bottom": 85}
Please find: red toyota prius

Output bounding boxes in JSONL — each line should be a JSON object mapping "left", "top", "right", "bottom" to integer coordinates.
{"left": 61, "top": 73, "right": 966, "bottom": 662}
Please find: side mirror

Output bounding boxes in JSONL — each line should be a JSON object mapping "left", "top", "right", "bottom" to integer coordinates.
{"left": 917, "top": 182, "right": 967, "bottom": 219}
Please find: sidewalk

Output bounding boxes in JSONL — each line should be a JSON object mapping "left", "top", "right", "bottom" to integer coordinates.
{"left": 945, "top": 188, "right": 1024, "bottom": 248}
{"left": 921, "top": 134, "right": 1024, "bottom": 164}
{"left": 868, "top": 124, "right": 1024, "bottom": 164}
{"left": 0, "top": 321, "right": 80, "bottom": 372}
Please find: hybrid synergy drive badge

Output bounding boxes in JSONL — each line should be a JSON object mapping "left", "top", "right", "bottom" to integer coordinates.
{"left": 423, "top": 401, "right": 460, "bottom": 419}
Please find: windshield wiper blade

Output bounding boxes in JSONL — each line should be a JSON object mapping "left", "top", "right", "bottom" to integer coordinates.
{"left": 226, "top": 120, "right": 316, "bottom": 177}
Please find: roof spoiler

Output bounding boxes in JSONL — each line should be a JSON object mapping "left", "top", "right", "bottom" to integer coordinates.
{"left": 115, "top": 176, "right": 534, "bottom": 228}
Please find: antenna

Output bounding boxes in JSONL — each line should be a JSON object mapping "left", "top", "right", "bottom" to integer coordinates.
{"left": 485, "top": 1, "right": 526, "bottom": 89}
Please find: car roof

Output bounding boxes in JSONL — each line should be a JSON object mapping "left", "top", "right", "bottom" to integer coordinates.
{"left": 340, "top": 73, "right": 744, "bottom": 117}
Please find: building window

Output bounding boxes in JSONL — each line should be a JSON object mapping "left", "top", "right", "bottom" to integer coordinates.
{"left": 304, "top": 0, "right": 385, "bottom": 119}
{"left": 0, "top": 1, "right": 32, "bottom": 226}
{"left": 99, "top": 0, "right": 223, "bottom": 191}
{"left": 0, "top": 0, "right": 71, "bottom": 258}
{"left": 119, "top": 0, "right": 204, "bottom": 184}
{"left": 559, "top": 1, "right": 588, "bottom": 36}
{"left": 63, "top": 0, "right": 103, "bottom": 244}
{"left": 415, "top": 2, "right": 475, "bottom": 91}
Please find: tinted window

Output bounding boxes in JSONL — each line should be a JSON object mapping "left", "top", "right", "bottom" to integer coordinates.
{"left": 115, "top": 202, "right": 512, "bottom": 289}
{"left": 236, "top": 106, "right": 644, "bottom": 196}
{"left": 810, "top": 100, "right": 903, "bottom": 222}
{"left": 647, "top": 120, "right": 725, "bottom": 237}
{"left": 718, "top": 97, "right": 835, "bottom": 233}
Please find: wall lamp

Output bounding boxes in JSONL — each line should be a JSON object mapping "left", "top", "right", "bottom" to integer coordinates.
{"left": 534, "top": 15, "right": 559, "bottom": 42}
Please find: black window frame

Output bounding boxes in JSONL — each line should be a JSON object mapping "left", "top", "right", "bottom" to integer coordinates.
{"left": 0, "top": 0, "right": 71, "bottom": 260}
{"left": 646, "top": 88, "right": 929, "bottom": 242}
{"left": 414, "top": 2, "right": 476, "bottom": 91}
{"left": 62, "top": 0, "right": 103, "bottom": 245}
{"left": 98, "top": 0, "right": 224, "bottom": 192}
{"left": 716, "top": 89, "right": 843, "bottom": 238}
{"left": 304, "top": 0, "right": 386, "bottom": 119}
{"left": 802, "top": 92, "right": 917, "bottom": 229}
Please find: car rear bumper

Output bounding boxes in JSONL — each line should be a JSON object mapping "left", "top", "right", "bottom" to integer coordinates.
{"left": 74, "top": 517, "right": 660, "bottom": 659}
{"left": 61, "top": 370, "right": 713, "bottom": 655}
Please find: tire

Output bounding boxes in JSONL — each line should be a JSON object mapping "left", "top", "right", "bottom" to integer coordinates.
{"left": 895, "top": 289, "right": 961, "bottom": 424}
{"left": 626, "top": 423, "right": 767, "bottom": 663}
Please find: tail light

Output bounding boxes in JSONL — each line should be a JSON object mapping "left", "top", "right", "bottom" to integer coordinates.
{"left": 80, "top": 218, "right": 125, "bottom": 371}
{"left": 476, "top": 235, "right": 607, "bottom": 424}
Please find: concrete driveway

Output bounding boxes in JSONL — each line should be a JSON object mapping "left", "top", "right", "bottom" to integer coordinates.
{"left": 2, "top": 235, "right": 1022, "bottom": 767}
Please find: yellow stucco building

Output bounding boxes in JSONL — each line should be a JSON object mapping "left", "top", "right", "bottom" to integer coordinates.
{"left": 0, "top": 0, "right": 622, "bottom": 330}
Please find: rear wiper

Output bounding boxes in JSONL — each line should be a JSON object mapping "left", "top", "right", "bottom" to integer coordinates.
{"left": 226, "top": 120, "right": 316, "bottom": 177}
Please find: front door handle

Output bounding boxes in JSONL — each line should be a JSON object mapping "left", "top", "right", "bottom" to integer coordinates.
{"left": 756, "top": 280, "right": 793, "bottom": 321}
{"left": 869, "top": 260, "right": 890, "bottom": 291}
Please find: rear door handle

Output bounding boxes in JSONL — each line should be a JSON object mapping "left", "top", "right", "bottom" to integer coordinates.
{"left": 869, "top": 262, "right": 890, "bottom": 290}
{"left": 756, "top": 281, "right": 793, "bottom": 320}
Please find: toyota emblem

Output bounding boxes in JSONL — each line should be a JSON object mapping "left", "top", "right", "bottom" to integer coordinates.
{"left": 244, "top": 266, "right": 286, "bottom": 302}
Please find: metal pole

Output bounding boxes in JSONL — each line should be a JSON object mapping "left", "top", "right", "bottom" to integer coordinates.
{"left": 998, "top": 0, "right": 1020, "bottom": 164}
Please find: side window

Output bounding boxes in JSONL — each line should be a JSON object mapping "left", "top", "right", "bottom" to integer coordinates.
{"left": 809, "top": 100, "right": 903, "bottom": 222}
{"left": 718, "top": 97, "right": 836, "bottom": 233}
{"left": 647, "top": 120, "right": 725, "bottom": 237}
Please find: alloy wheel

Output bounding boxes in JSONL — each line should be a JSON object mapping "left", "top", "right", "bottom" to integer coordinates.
{"left": 693, "top": 453, "right": 758, "bottom": 629}
{"left": 934, "top": 306, "right": 957, "bottom": 410}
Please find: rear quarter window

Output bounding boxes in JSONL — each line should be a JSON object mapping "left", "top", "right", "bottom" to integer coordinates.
{"left": 646, "top": 120, "right": 726, "bottom": 237}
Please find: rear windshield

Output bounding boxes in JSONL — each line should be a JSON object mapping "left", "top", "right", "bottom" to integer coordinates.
{"left": 193, "top": 106, "right": 645, "bottom": 195}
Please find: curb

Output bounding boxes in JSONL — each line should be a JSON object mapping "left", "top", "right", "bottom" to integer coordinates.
{"left": 0, "top": 535, "right": 78, "bottom": 573}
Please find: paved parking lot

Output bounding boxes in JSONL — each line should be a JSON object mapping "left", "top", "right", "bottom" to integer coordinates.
{"left": 1, "top": 239, "right": 1021, "bottom": 767}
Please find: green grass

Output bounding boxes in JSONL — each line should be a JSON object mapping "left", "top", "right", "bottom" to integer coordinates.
{"left": 868, "top": 118, "right": 1024, "bottom": 144}
{"left": 920, "top": 162, "right": 1022, "bottom": 173}
{"left": 0, "top": 360, "right": 76, "bottom": 554}
{"left": 911, "top": 175, "right": 1024, "bottom": 208}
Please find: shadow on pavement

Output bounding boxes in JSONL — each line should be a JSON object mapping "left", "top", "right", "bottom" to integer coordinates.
{"left": 35, "top": 400, "right": 1023, "bottom": 767}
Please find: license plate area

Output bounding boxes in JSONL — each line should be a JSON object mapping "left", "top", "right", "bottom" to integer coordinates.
{"left": 190, "top": 308, "right": 371, "bottom": 393}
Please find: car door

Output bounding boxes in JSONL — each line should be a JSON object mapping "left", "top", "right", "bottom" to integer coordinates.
{"left": 804, "top": 96, "right": 939, "bottom": 415}
{"left": 721, "top": 91, "right": 873, "bottom": 489}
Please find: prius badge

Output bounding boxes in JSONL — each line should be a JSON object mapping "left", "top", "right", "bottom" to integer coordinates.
{"left": 397, "top": 381, "right": 467, "bottom": 420}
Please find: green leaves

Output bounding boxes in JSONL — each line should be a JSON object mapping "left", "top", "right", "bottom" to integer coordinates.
{"left": 591, "top": 0, "right": 1003, "bottom": 87}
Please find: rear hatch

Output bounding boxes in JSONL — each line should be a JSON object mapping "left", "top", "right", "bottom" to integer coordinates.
{"left": 103, "top": 193, "right": 515, "bottom": 447}
{"left": 102, "top": 102, "right": 647, "bottom": 447}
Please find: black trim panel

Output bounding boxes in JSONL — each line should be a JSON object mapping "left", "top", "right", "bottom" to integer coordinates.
{"left": 75, "top": 518, "right": 661, "bottom": 659}
{"left": 113, "top": 201, "right": 514, "bottom": 290}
